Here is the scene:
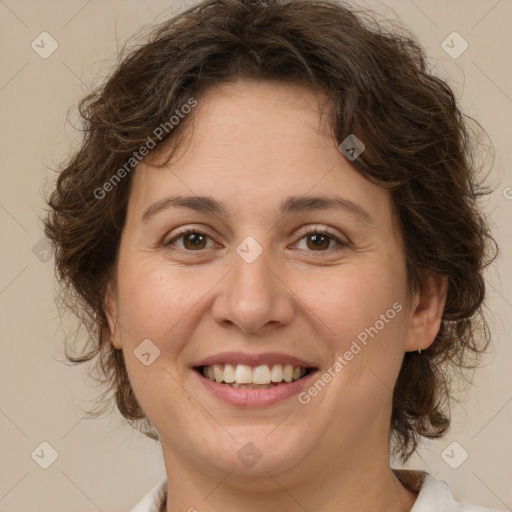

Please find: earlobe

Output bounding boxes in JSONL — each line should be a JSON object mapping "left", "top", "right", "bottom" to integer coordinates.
{"left": 404, "top": 273, "right": 448, "bottom": 352}
{"left": 104, "top": 282, "right": 122, "bottom": 350}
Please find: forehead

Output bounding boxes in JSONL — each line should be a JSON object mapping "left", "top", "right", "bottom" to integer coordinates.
{"left": 126, "top": 79, "right": 395, "bottom": 229}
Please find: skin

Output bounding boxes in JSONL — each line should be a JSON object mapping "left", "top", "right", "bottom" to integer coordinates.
{"left": 105, "top": 79, "right": 447, "bottom": 512}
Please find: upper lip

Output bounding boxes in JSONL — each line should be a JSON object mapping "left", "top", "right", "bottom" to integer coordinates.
{"left": 193, "top": 351, "right": 317, "bottom": 369}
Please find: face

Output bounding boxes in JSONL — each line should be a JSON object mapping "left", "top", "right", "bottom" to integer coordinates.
{"left": 106, "top": 79, "right": 444, "bottom": 481}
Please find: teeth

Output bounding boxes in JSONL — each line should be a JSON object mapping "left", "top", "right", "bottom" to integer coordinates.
{"left": 213, "top": 364, "right": 223, "bottom": 383}
{"left": 223, "top": 363, "right": 235, "bottom": 383}
{"left": 234, "top": 364, "right": 253, "bottom": 384}
{"left": 201, "top": 363, "right": 307, "bottom": 385}
{"left": 230, "top": 383, "right": 274, "bottom": 389}
{"left": 253, "top": 364, "right": 272, "bottom": 384}
{"left": 271, "top": 364, "right": 283, "bottom": 382}
{"left": 283, "top": 364, "right": 294, "bottom": 382}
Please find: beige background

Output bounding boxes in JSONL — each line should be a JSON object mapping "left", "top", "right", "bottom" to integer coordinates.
{"left": 1, "top": 0, "right": 511, "bottom": 510}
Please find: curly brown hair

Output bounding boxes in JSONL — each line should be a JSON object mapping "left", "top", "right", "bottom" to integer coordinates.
{"left": 44, "top": 0, "right": 497, "bottom": 463}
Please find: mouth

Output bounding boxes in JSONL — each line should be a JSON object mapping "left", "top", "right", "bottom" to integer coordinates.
{"left": 194, "top": 363, "right": 314, "bottom": 388}
{"left": 191, "top": 353, "right": 319, "bottom": 406}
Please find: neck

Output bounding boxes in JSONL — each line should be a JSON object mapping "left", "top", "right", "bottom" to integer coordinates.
{"left": 160, "top": 440, "right": 418, "bottom": 512}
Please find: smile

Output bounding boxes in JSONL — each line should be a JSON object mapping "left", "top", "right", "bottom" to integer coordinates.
{"left": 192, "top": 351, "right": 319, "bottom": 406}
{"left": 199, "top": 363, "right": 310, "bottom": 388}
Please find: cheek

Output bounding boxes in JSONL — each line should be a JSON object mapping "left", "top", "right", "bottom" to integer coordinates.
{"left": 115, "top": 256, "right": 195, "bottom": 337}
{"left": 296, "top": 261, "right": 406, "bottom": 348}
{"left": 114, "top": 255, "right": 228, "bottom": 374}
{"left": 298, "top": 266, "right": 407, "bottom": 417}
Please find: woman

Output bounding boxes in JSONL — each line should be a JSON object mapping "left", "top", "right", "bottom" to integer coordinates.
{"left": 44, "top": 0, "right": 501, "bottom": 510}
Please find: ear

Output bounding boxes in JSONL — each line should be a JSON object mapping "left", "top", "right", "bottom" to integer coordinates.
{"left": 404, "top": 272, "right": 448, "bottom": 352}
{"left": 104, "top": 281, "right": 122, "bottom": 350}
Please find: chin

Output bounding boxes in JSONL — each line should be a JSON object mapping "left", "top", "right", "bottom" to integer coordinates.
{"left": 197, "top": 424, "right": 313, "bottom": 478}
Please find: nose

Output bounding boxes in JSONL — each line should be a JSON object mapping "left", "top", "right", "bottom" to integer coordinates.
{"left": 211, "top": 247, "right": 294, "bottom": 335}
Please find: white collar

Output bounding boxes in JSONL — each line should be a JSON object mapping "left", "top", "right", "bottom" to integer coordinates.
{"left": 129, "top": 470, "right": 503, "bottom": 512}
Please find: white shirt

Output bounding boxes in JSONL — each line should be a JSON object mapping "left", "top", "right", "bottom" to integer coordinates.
{"left": 128, "top": 470, "right": 505, "bottom": 512}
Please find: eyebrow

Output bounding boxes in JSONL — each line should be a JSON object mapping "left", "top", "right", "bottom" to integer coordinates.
{"left": 141, "top": 194, "right": 372, "bottom": 224}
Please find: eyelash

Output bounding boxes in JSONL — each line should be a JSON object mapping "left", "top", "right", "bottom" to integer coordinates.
{"left": 164, "top": 226, "right": 348, "bottom": 254}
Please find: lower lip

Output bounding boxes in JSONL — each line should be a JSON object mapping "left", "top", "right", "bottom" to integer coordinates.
{"left": 194, "top": 369, "right": 318, "bottom": 407}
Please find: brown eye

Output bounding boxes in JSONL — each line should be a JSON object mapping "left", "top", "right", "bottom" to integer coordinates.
{"left": 295, "top": 227, "right": 348, "bottom": 253}
{"left": 166, "top": 230, "right": 213, "bottom": 251}
{"left": 305, "top": 232, "right": 332, "bottom": 251}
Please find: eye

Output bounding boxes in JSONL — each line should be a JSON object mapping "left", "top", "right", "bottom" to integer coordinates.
{"left": 164, "top": 229, "right": 217, "bottom": 251}
{"left": 164, "top": 226, "right": 348, "bottom": 253}
{"left": 294, "top": 226, "right": 348, "bottom": 252}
